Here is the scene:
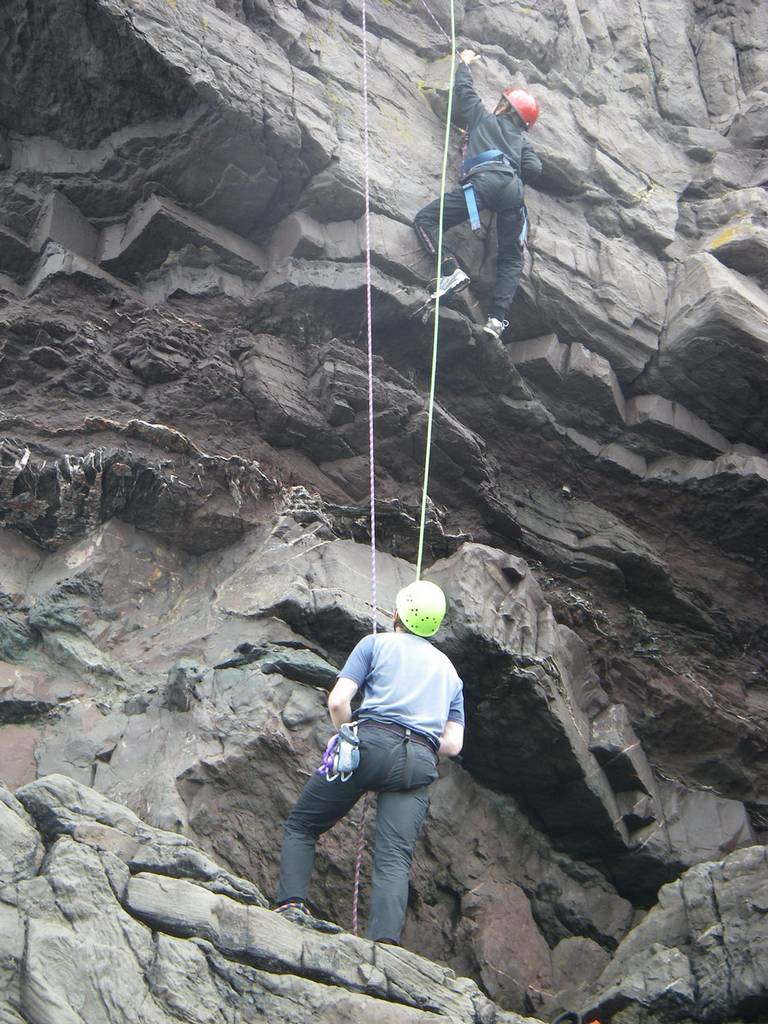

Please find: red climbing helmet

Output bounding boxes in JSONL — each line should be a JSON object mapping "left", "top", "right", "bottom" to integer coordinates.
{"left": 501, "top": 87, "right": 539, "bottom": 128}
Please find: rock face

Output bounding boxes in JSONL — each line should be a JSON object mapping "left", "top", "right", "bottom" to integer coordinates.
{"left": 3, "top": 774, "right": 766, "bottom": 1024}
{"left": 0, "top": 502, "right": 758, "bottom": 1018}
{"left": 1, "top": 773, "right": 531, "bottom": 1024}
{"left": 1, "top": 0, "right": 768, "bottom": 1020}
{"left": 586, "top": 845, "right": 768, "bottom": 1024}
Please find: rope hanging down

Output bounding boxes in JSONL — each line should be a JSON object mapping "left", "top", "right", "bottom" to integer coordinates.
{"left": 352, "top": 0, "right": 378, "bottom": 939}
{"left": 352, "top": 0, "right": 456, "bottom": 937}
{"left": 360, "top": 0, "right": 378, "bottom": 634}
{"left": 418, "top": 0, "right": 452, "bottom": 44}
{"left": 415, "top": 2, "right": 457, "bottom": 580}
{"left": 351, "top": 790, "right": 370, "bottom": 936}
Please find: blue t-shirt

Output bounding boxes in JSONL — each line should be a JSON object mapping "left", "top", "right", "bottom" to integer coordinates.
{"left": 338, "top": 631, "right": 464, "bottom": 746}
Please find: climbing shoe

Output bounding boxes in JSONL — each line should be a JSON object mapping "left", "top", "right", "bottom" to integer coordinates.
{"left": 273, "top": 900, "right": 343, "bottom": 934}
{"left": 431, "top": 268, "right": 470, "bottom": 299}
{"left": 482, "top": 317, "right": 509, "bottom": 341}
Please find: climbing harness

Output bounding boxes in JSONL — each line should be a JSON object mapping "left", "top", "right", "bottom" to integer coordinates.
{"left": 316, "top": 723, "right": 361, "bottom": 782}
{"left": 460, "top": 149, "right": 516, "bottom": 231}
{"left": 461, "top": 180, "right": 482, "bottom": 231}
{"left": 462, "top": 148, "right": 516, "bottom": 176}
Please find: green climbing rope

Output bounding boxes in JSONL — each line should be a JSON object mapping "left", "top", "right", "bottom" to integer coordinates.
{"left": 415, "top": 7, "right": 458, "bottom": 581}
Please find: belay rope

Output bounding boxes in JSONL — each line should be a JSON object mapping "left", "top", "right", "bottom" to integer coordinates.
{"left": 415, "top": 0, "right": 457, "bottom": 581}
{"left": 351, "top": 0, "right": 457, "bottom": 936}
{"left": 352, "top": 0, "right": 377, "bottom": 939}
{"left": 351, "top": 791, "right": 370, "bottom": 936}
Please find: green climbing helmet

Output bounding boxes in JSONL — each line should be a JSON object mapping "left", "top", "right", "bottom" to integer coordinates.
{"left": 395, "top": 580, "right": 446, "bottom": 637}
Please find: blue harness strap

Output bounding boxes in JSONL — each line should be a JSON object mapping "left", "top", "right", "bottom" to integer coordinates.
{"left": 461, "top": 148, "right": 510, "bottom": 175}
{"left": 462, "top": 180, "right": 482, "bottom": 231}
{"left": 518, "top": 204, "right": 529, "bottom": 247}
{"left": 460, "top": 149, "right": 516, "bottom": 232}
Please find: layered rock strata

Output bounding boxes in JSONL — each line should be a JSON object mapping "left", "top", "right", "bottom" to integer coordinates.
{"left": 0, "top": 774, "right": 532, "bottom": 1023}
{"left": 2, "top": 774, "right": 765, "bottom": 1024}
{"left": 0, "top": 498, "right": 759, "bottom": 1013}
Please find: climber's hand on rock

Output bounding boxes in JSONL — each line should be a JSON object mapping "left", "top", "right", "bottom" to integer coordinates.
{"left": 458, "top": 48, "right": 481, "bottom": 65}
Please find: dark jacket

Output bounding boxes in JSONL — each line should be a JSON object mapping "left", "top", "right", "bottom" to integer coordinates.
{"left": 454, "top": 63, "right": 542, "bottom": 186}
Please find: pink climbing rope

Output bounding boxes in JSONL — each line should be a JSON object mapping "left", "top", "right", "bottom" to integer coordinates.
{"left": 352, "top": 0, "right": 455, "bottom": 940}
{"left": 360, "top": 0, "right": 378, "bottom": 636}
{"left": 352, "top": 0, "right": 378, "bottom": 939}
{"left": 351, "top": 791, "right": 370, "bottom": 936}
{"left": 418, "top": 0, "right": 451, "bottom": 44}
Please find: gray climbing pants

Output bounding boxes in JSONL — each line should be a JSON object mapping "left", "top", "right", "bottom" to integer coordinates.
{"left": 277, "top": 721, "right": 439, "bottom": 942}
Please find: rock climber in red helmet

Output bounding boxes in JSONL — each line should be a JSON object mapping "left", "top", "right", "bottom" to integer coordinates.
{"left": 414, "top": 49, "right": 542, "bottom": 342}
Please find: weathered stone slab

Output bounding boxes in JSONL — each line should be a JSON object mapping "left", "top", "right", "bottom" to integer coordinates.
{"left": 365, "top": 212, "right": 434, "bottom": 287}
{"left": 31, "top": 191, "right": 98, "bottom": 261}
{"left": 0, "top": 223, "right": 36, "bottom": 279}
{"left": 8, "top": 838, "right": 165, "bottom": 1024}
{"left": 690, "top": 188, "right": 768, "bottom": 279}
{"left": 586, "top": 847, "right": 768, "bottom": 1023}
{"left": 635, "top": 0, "right": 709, "bottom": 127}
{"left": 0, "top": 270, "right": 23, "bottom": 295}
{"left": 100, "top": 195, "right": 267, "bottom": 281}
{"left": 639, "top": 254, "right": 768, "bottom": 448}
{"left": 589, "top": 704, "right": 656, "bottom": 796}
{"left": 24, "top": 244, "right": 142, "bottom": 300}
{"left": 460, "top": 879, "right": 554, "bottom": 1012}
{"left": 566, "top": 343, "right": 626, "bottom": 425}
{"left": 269, "top": 212, "right": 357, "bottom": 262}
{"left": 240, "top": 333, "right": 354, "bottom": 461}
{"left": 125, "top": 872, "right": 487, "bottom": 1020}
{"left": 527, "top": 196, "right": 665, "bottom": 379}
{"left": 614, "top": 791, "right": 656, "bottom": 830}
{"left": 711, "top": 450, "right": 768, "bottom": 482}
{"left": 16, "top": 773, "right": 268, "bottom": 903}
{"left": 595, "top": 442, "right": 646, "bottom": 478}
{"left": 3, "top": 805, "right": 516, "bottom": 1024}
{"left": 426, "top": 544, "right": 633, "bottom": 858}
{"left": 506, "top": 334, "right": 568, "bottom": 390}
{"left": 267, "top": 211, "right": 431, "bottom": 289}
{"left": 624, "top": 394, "right": 729, "bottom": 458}
{"left": 706, "top": 220, "right": 768, "bottom": 282}
{"left": 551, "top": 936, "right": 611, "bottom": 1018}
{"left": 0, "top": 662, "right": 85, "bottom": 720}
{"left": 646, "top": 449, "right": 768, "bottom": 485}
{"left": 650, "top": 778, "right": 755, "bottom": 871}
{"left": 0, "top": 723, "right": 39, "bottom": 790}
{"left": 0, "top": 785, "right": 43, "bottom": 883}
{"left": 727, "top": 84, "right": 768, "bottom": 149}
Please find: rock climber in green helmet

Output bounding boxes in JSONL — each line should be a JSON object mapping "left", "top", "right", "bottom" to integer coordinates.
{"left": 275, "top": 580, "right": 465, "bottom": 945}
